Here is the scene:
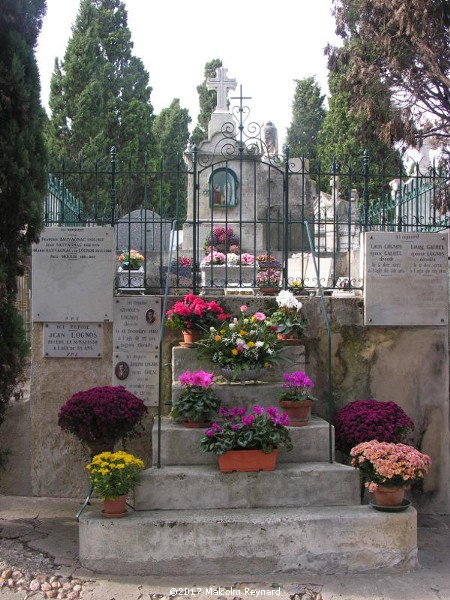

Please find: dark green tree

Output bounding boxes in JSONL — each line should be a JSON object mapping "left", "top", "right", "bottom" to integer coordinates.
{"left": 0, "top": 0, "right": 47, "bottom": 444}
{"left": 190, "top": 58, "right": 222, "bottom": 146}
{"left": 328, "top": 0, "right": 450, "bottom": 151}
{"left": 47, "top": 0, "right": 156, "bottom": 218}
{"left": 286, "top": 77, "right": 326, "bottom": 166}
{"left": 153, "top": 99, "right": 191, "bottom": 220}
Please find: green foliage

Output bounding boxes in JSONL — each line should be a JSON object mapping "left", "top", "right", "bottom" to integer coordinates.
{"left": 171, "top": 386, "right": 221, "bottom": 423}
{"left": 0, "top": 0, "right": 46, "bottom": 427}
{"left": 47, "top": 0, "right": 157, "bottom": 217}
{"left": 286, "top": 77, "right": 326, "bottom": 167}
{"left": 153, "top": 99, "right": 191, "bottom": 219}
{"left": 191, "top": 58, "right": 222, "bottom": 146}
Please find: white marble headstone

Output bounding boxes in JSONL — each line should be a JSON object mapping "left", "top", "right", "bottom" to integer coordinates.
{"left": 364, "top": 231, "right": 448, "bottom": 326}
{"left": 32, "top": 227, "right": 115, "bottom": 322}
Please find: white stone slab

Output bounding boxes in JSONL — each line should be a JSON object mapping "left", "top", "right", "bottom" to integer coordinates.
{"left": 113, "top": 297, "right": 161, "bottom": 406}
{"left": 43, "top": 322, "right": 103, "bottom": 358}
{"left": 32, "top": 227, "right": 115, "bottom": 322}
{"left": 364, "top": 231, "right": 448, "bottom": 326}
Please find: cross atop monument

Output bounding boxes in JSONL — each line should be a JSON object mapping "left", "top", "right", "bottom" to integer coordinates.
{"left": 207, "top": 67, "right": 237, "bottom": 113}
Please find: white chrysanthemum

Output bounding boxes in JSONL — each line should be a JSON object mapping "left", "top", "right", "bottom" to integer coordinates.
{"left": 255, "top": 341, "right": 264, "bottom": 348}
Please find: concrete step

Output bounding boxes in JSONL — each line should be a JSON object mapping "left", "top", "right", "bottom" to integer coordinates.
{"left": 79, "top": 504, "right": 417, "bottom": 576}
{"left": 134, "top": 462, "right": 359, "bottom": 510}
{"left": 152, "top": 417, "right": 334, "bottom": 466}
{"left": 172, "top": 345, "right": 306, "bottom": 383}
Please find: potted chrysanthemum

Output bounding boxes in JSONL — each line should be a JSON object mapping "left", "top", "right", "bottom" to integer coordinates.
{"left": 171, "top": 370, "right": 221, "bottom": 427}
{"left": 278, "top": 371, "right": 317, "bottom": 426}
{"left": 58, "top": 386, "right": 148, "bottom": 455}
{"left": 86, "top": 450, "right": 144, "bottom": 517}
{"left": 350, "top": 440, "right": 431, "bottom": 508}
{"left": 196, "top": 304, "right": 282, "bottom": 382}
{"left": 200, "top": 405, "right": 293, "bottom": 472}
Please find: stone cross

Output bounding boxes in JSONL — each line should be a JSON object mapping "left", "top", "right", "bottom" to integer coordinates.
{"left": 207, "top": 67, "right": 237, "bottom": 113}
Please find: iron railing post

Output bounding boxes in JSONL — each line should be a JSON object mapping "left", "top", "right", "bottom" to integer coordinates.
{"left": 191, "top": 145, "right": 198, "bottom": 294}
{"left": 283, "top": 144, "right": 290, "bottom": 288}
{"left": 363, "top": 149, "right": 369, "bottom": 231}
{"left": 110, "top": 146, "right": 116, "bottom": 226}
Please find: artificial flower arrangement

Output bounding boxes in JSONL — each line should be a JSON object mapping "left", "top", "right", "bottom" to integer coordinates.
{"left": 279, "top": 371, "right": 317, "bottom": 404}
{"left": 86, "top": 450, "right": 144, "bottom": 500}
{"left": 289, "top": 280, "right": 304, "bottom": 293}
{"left": 226, "top": 252, "right": 256, "bottom": 266}
{"left": 200, "top": 251, "right": 227, "bottom": 267}
{"left": 195, "top": 304, "right": 282, "bottom": 381}
{"left": 271, "top": 290, "right": 305, "bottom": 336}
{"left": 165, "top": 293, "right": 230, "bottom": 332}
{"left": 118, "top": 249, "right": 144, "bottom": 270}
{"left": 171, "top": 370, "right": 221, "bottom": 424}
{"left": 256, "top": 254, "right": 282, "bottom": 270}
{"left": 171, "top": 256, "right": 193, "bottom": 268}
{"left": 204, "top": 226, "right": 240, "bottom": 255}
{"left": 58, "top": 386, "right": 148, "bottom": 448}
{"left": 256, "top": 268, "right": 282, "bottom": 288}
{"left": 350, "top": 440, "right": 431, "bottom": 493}
{"left": 334, "top": 399, "right": 415, "bottom": 456}
{"left": 200, "top": 406, "right": 293, "bottom": 456}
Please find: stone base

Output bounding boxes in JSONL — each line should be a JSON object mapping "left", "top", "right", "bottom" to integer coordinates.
{"left": 79, "top": 505, "right": 417, "bottom": 576}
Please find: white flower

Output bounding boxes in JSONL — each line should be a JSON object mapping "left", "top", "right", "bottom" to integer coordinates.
{"left": 226, "top": 253, "right": 240, "bottom": 265}
{"left": 276, "top": 290, "right": 300, "bottom": 309}
{"left": 255, "top": 341, "right": 264, "bottom": 348}
{"left": 229, "top": 323, "right": 236, "bottom": 330}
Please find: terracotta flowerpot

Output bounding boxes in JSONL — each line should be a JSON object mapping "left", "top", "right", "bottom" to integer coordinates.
{"left": 218, "top": 449, "right": 278, "bottom": 472}
{"left": 279, "top": 399, "right": 312, "bottom": 426}
{"left": 277, "top": 332, "right": 300, "bottom": 346}
{"left": 258, "top": 287, "right": 280, "bottom": 296}
{"left": 183, "top": 417, "right": 210, "bottom": 429}
{"left": 179, "top": 329, "right": 202, "bottom": 347}
{"left": 102, "top": 494, "right": 128, "bottom": 518}
{"left": 373, "top": 485, "right": 407, "bottom": 507}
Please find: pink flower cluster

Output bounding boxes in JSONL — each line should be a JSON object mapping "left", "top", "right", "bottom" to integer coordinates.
{"left": 179, "top": 370, "right": 214, "bottom": 388}
{"left": 201, "top": 251, "right": 226, "bottom": 266}
{"left": 212, "top": 226, "right": 234, "bottom": 243}
{"left": 240, "top": 253, "right": 256, "bottom": 265}
{"left": 350, "top": 440, "right": 432, "bottom": 491}
{"left": 166, "top": 294, "right": 229, "bottom": 330}
{"left": 282, "top": 371, "right": 314, "bottom": 390}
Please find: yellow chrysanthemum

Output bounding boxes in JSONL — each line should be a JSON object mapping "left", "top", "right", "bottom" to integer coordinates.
{"left": 247, "top": 341, "right": 256, "bottom": 348}
{"left": 231, "top": 349, "right": 238, "bottom": 356}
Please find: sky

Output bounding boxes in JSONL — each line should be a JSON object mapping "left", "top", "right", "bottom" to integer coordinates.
{"left": 36, "top": 0, "right": 340, "bottom": 145}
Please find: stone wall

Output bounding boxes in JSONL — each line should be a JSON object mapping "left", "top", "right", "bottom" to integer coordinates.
{"left": 1, "top": 295, "right": 448, "bottom": 514}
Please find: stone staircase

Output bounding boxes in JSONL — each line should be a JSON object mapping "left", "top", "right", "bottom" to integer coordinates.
{"left": 79, "top": 345, "right": 418, "bottom": 576}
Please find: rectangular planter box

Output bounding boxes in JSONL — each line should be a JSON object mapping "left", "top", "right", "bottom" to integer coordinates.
{"left": 201, "top": 265, "right": 256, "bottom": 288}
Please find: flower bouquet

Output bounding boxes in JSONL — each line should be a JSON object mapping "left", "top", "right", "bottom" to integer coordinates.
{"left": 200, "top": 251, "right": 227, "bottom": 267}
{"left": 171, "top": 370, "right": 221, "bottom": 426}
{"left": 86, "top": 450, "right": 144, "bottom": 516}
{"left": 200, "top": 405, "right": 293, "bottom": 471}
{"left": 334, "top": 399, "right": 415, "bottom": 456}
{"left": 195, "top": 305, "right": 282, "bottom": 381}
{"left": 226, "top": 253, "right": 256, "bottom": 266}
{"left": 350, "top": 440, "right": 431, "bottom": 506}
{"left": 278, "top": 371, "right": 317, "bottom": 426}
{"left": 203, "top": 226, "right": 240, "bottom": 254}
{"left": 256, "top": 268, "right": 282, "bottom": 290}
{"left": 271, "top": 290, "right": 304, "bottom": 338}
{"left": 118, "top": 249, "right": 144, "bottom": 270}
{"left": 165, "top": 294, "right": 230, "bottom": 334}
{"left": 256, "top": 254, "right": 282, "bottom": 270}
{"left": 58, "top": 386, "right": 148, "bottom": 452}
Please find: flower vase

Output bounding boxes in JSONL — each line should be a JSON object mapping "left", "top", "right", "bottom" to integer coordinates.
{"left": 102, "top": 495, "right": 128, "bottom": 518}
{"left": 180, "top": 329, "right": 202, "bottom": 347}
{"left": 279, "top": 399, "right": 312, "bottom": 426}
{"left": 373, "top": 485, "right": 407, "bottom": 507}
{"left": 117, "top": 266, "right": 145, "bottom": 289}
{"left": 218, "top": 449, "right": 278, "bottom": 472}
{"left": 220, "top": 367, "right": 260, "bottom": 382}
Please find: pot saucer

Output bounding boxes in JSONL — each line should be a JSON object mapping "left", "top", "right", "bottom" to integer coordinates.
{"left": 369, "top": 499, "right": 411, "bottom": 513}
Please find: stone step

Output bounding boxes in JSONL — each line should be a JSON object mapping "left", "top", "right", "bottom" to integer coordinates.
{"left": 152, "top": 417, "right": 334, "bottom": 466}
{"left": 134, "top": 462, "right": 359, "bottom": 510}
{"left": 79, "top": 504, "right": 417, "bottom": 576}
{"left": 172, "top": 345, "right": 306, "bottom": 383}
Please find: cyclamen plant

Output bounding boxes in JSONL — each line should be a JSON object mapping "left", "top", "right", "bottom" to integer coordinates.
{"left": 165, "top": 294, "right": 229, "bottom": 331}
{"left": 200, "top": 406, "right": 293, "bottom": 455}
{"left": 256, "top": 268, "right": 282, "bottom": 287}
{"left": 58, "top": 386, "right": 148, "bottom": 446}
{"left": 171, "top": 370, "right": 221, "bottom": 422}
{"left": 350, "top": 440, "right": 431, "bottom": 492}
{"left": 279, "top": 371, "right": 317, "bottom": 403}
{"left": 334, "top": 399, "right": 415, "bottom": 455}
{"left": 271, "top": 290, "right": 304, "bottom": 335}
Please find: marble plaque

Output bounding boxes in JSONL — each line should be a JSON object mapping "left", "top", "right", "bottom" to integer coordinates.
{"left": 32, "top": 227, "right": 115, "bottom": 322}
{"left": 113, "top": 297, "right": 161, "bottom": 406}
{"left": 364, "top": 232, "right": 448, "bottom": 326}
{"left": 43, "top": 323, "right": 103, "bottom": 358}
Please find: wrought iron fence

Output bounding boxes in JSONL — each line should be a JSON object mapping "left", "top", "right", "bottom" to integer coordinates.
{"left": 44, "top": 147, "right": 449, "bottom": 295}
